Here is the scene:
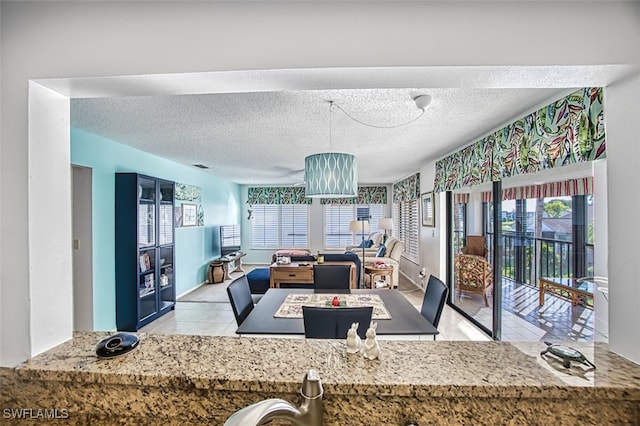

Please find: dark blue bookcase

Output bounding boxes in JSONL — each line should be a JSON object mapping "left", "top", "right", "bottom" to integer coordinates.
{"left": 115, "top": 173, "right": 175, "bottom": 331}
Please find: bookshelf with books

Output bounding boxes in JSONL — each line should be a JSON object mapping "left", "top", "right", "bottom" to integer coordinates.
{"left": 116, "top": 173, "right": 175, "bottom": 331}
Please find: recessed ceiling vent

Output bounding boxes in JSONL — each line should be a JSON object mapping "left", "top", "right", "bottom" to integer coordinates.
{"left": 193, "top": 164, "right": 209, "bottom": 169}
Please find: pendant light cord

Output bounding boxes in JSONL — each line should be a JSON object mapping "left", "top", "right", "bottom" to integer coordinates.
{"left": 331, "top": 101, "right": 425, "bottom": 129}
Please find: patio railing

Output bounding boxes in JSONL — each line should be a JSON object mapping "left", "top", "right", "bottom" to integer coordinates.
{"left": 485, "top": 233, "right": 592, "bottom": 288}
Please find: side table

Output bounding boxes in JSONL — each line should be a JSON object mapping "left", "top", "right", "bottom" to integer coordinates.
{"left": 218, "top": 252, "right": 246, "bottom": 280}
{"left": 364, "top": 265, "right": 394, "bottom": 289}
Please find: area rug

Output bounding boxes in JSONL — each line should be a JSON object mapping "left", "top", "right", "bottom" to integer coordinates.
{"left": 274, "top": 293, "right": 392, "bottom": 320}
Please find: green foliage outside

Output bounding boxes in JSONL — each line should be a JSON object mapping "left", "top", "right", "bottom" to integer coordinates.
{"left": 544, "top": 199, "right": 571, "bottom": 218}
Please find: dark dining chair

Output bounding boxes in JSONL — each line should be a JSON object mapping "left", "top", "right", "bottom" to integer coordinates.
{"left": 227, "top": 275, "right": 254, "bottom": 326}
{"left": 420, "top": 275, "right": 449, "bottom": 336}
{"left": 313, "top": 264, "right": 352, "bottom": 290}
{"left": 302, "top": 306, "right": 373, "bottom": 339}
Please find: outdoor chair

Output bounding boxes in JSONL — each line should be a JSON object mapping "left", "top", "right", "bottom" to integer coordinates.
{"left": 455, "top": 253, "right": 494, "bottom": 307}
{"left": 461, "top": 235, "right": 489, "bottom": 259}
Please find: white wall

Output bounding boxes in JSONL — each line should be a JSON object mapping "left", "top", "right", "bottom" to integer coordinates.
{"left": 605, "top": 72, "right": 640, "bottom": 361}
{"left": 2, "top": 1, "right": 640, "bottom": 366}
{"left": 409, "top": 162, "right": 441, "bottom": 289}
{"left": 27, "top": 82, "right": 73, "bottom": 356}
{"left": 592, "top": 159, "right": 608, "bottom": 340}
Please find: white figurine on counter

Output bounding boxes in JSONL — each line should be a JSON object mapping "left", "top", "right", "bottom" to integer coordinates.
{"left": 346, "top": 322, "right": 362, "bottom": 354}
{"left": 362, "top": 321, "right": 380, "bottom": 360}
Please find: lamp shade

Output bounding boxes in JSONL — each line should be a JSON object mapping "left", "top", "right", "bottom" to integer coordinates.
{"left": 304, "top": 152, "right": 357, "bottom": 198}
{"left": 378, "top": 218, "right": 393, "bottom": 230}
{"left": 349, "top": 219, "right": 369, "bottom": 232}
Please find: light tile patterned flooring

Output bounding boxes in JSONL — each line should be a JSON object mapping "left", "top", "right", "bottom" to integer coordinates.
{"left": 141, "top": 267, "right": 594, "bottom": 343}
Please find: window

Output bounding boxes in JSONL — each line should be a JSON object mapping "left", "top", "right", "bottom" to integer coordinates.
{"left": 251, "top": 204, "right": 308, "bottom": 248}
{"left": 453, "top": 202, "right": 466, "bottom": 255}
{"left": 324, "top": 204, "right": 384, "bottom": 248}
{"left": 394, "top": 199, "right": 418, "bottom": 259}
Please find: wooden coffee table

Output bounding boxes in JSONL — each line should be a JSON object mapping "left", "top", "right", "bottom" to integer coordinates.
{"left": 364, "top": 265, "right": 394, "bottom": 289}
{"left": 539, "top": 277, "right": 594, "bottom": 308}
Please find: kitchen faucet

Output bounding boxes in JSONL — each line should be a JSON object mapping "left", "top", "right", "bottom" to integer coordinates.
{"left": 224, "top": 369, "right": 323, "bottom": 426}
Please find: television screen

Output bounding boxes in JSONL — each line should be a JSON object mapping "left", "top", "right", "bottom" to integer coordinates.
{"left": 220, "top": 224, "right": 241, "bottom": 256}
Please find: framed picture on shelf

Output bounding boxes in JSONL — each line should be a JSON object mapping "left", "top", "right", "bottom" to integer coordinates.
{"left": 181, "top": 203, "right": 197, "bottom": 227}
{"left": 421, "top": 191, "right": 435, "bottom": 227}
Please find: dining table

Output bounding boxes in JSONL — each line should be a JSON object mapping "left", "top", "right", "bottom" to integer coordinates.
{"left": 235, "top": 288, "right": 438, "bottom": 339}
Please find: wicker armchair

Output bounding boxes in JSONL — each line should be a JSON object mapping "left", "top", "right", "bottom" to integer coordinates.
{"left": 461, "top": 235, "right": 488, "bottom": 259}
{"left": 455, "top": 253, "right": 493, "bottom": 306}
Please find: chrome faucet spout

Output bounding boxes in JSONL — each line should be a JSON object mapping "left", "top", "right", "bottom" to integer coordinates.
{"left": 224, "top": 369, "right": 323, "bottom": 426}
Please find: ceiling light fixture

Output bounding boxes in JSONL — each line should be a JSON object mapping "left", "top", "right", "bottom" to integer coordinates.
{"left": 330, "top": 93, "right": 431, "bottom": 129}
{"left": 305, "top": 101, "right": 358, "bottom": 198}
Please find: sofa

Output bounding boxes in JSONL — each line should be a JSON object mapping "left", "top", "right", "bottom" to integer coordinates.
{"left": 345, "top": 231, "right": 385, "bottom": 255}
{"left": 247, "top": 252, "right": 362, "bottom": 293}
{"left": 351, "top": 237, "right": 404, "bottom": 287}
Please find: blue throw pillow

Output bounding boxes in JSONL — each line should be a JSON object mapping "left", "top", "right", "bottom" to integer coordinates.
{"left": 357, "top": 239, "right": 373, "bottom": 248}
{"left": 376, "top": 244, "right": 386, "bottom": 257}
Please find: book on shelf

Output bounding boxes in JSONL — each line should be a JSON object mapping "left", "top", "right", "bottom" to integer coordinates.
{"left": 139, "top": 253, "right": 151, "bottom": 272}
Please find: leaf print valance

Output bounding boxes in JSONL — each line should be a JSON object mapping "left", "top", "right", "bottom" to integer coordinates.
{"left": 247, "top": 187, "right": 312, "bottom": 205}
{"left": 434, "top": 87, "right": 605, "bottom": 192}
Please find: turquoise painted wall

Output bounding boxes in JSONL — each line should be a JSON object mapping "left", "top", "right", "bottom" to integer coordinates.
{"left": 71, "top": 128, "right": 241, "bottom": 331}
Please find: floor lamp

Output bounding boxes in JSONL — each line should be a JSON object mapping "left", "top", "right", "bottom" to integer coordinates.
{"left": 349, "top": 219, "right": 370, "bottom": 288}
{"left": 378, "top": 218, "right": 393, "bottom": 244}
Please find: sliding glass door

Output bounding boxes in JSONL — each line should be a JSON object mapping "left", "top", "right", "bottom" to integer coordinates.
{"left": 447, "top": 177, "right": 596, "bottom": 342}
{"left": 449, "top": 188, "right": 494, "bottom": 336}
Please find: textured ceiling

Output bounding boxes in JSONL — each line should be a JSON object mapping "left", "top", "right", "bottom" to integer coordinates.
{"left": 70, "top": 87, "right": 569, "bottom": 184}
{"left": 62, "top": 65, "right": 631, "bottom": 185}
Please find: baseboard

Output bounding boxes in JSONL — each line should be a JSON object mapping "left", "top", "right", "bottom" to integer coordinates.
{"left": 399, "top": 270, "right": 423, "bottom": 290}
{"left": 176, "top": 281, "right": 207, "bottom": 299}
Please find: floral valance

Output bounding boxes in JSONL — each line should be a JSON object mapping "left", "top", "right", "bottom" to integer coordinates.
{"left": 481, "top": 177, "right": 594, "bottom": 202}
{"left": 247, "top": 187, "right": 311, "bottom": 205}
{"left": 320, "top": 186, "right": 388, "bottom": 205}
{"left": 434, "top": 87, "right": 605, "bottom": 192}
{"left": 393, "top": 173, "right": 420, "bottom": 202}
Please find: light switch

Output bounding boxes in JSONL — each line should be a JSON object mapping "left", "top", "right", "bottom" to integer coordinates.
{"left": 73, "top": 239, "right": 79, "bottom": 250}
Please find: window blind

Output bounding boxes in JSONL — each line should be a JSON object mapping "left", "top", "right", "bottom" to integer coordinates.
{"left": 251, "top": 204, "right": 308, "bottom": 248}
{"left": 324, "top": 204, "right": 383, "bottom": 248}
{"left": 394, "top": 199, "right": 418, "bottom": 259}
{"left": 280, "top": 204, "right": 308, "bottom": 247}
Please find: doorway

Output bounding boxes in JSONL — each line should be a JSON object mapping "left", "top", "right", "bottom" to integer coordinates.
{"left": 72, "top": 165, "right": 94, "bottom": 331}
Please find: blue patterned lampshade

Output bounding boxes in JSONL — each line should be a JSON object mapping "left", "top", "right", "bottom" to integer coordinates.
{"left": 304, "top": 152, "right": 357, "bottom": 198}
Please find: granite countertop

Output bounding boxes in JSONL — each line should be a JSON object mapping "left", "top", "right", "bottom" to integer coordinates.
{"left": 11, "top": 332, "right": 640, "bottom": 401}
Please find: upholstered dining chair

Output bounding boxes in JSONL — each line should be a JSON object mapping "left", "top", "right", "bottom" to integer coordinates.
{"left": 420, "top": 275, "right": 449, "bottom": 335}
{"left": 226, "top": 275, "right": 255, "bottom": 326}
{"left": 302, "top": 306, "right": 373, "bottom": 339}
{"left": 313, "top": 264, "right": 352, "bottom": 290}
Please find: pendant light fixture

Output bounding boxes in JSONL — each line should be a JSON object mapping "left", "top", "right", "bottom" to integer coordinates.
{"left": 304, "top": 101, "right": 358, "bottom": 198}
